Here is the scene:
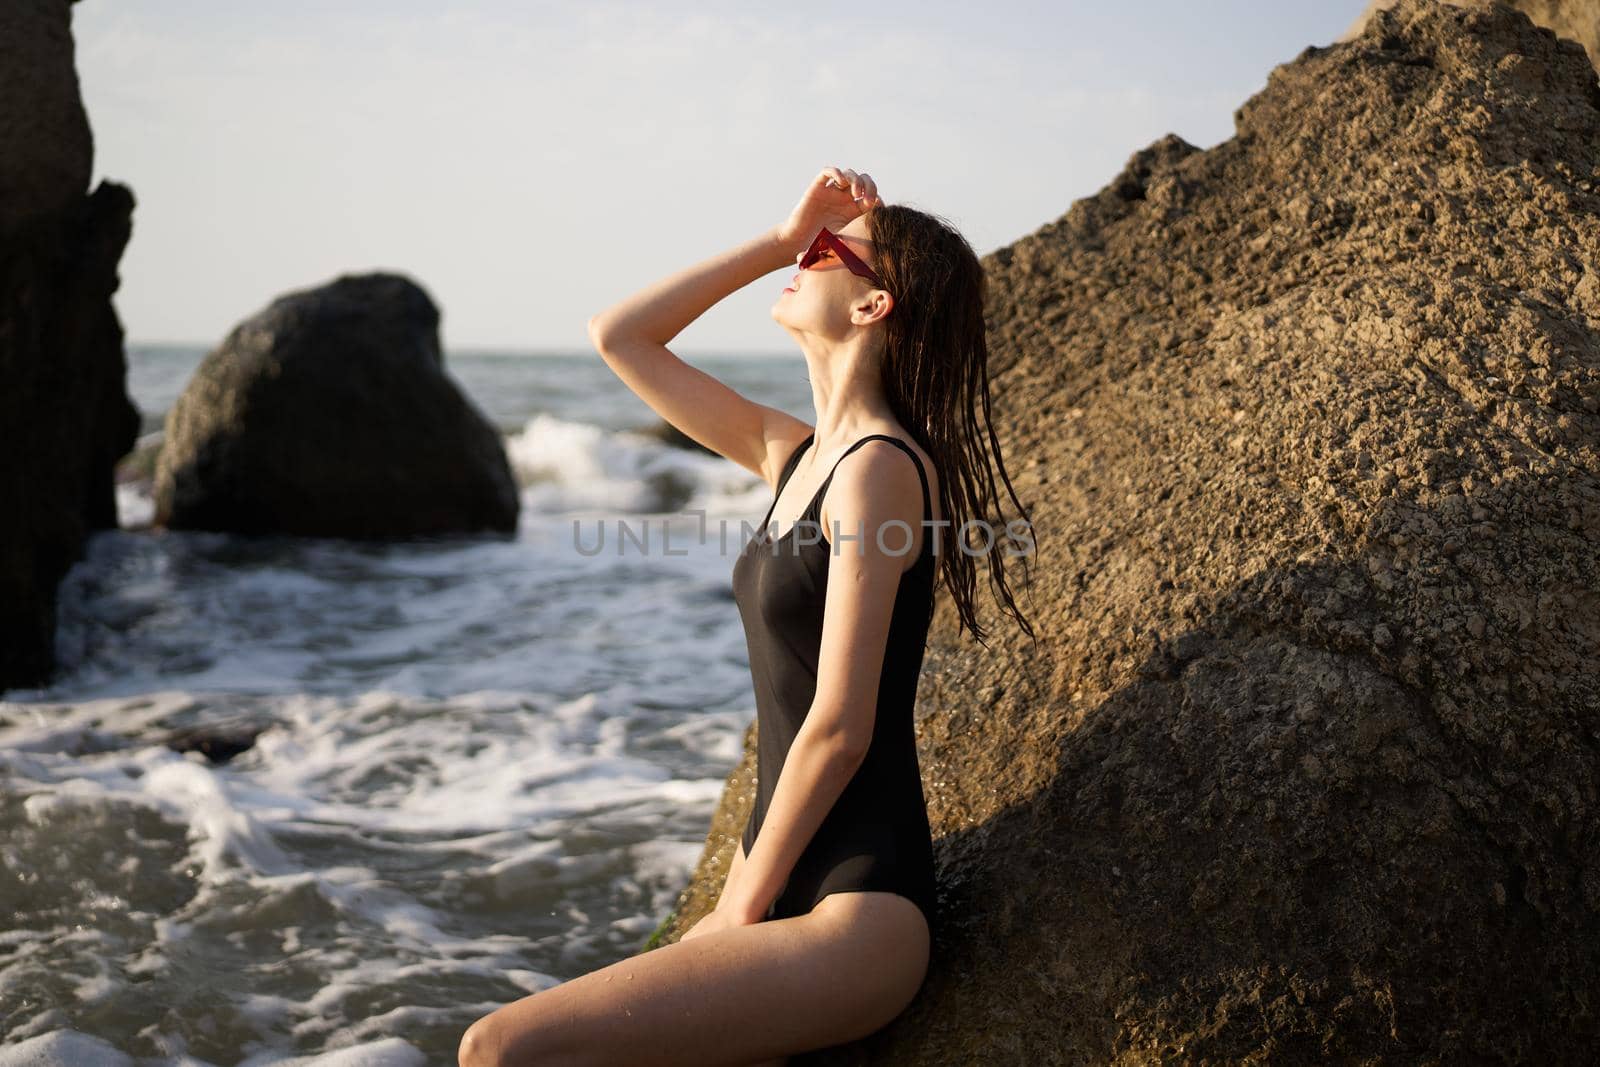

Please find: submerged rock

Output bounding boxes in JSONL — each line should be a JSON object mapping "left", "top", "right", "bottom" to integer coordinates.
{"left": 162, "top": 722, "right": 268, "bottom": 765}
{"left": 0, "top": 0, "right": 141, "bottom": 693}
{"left": 153, "top": 272, "right": 520, "bottom": 539}
{"left": 670, "top": 1, "right": 1600, "bottom": 1062}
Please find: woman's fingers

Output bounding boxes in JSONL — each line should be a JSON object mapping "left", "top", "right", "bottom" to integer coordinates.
{"left": 842, "top": 167, "right": 878, "bottom": 204}
{"left": 824, "top": 166, "right": 864, "bottom": 194}
{"left": 818, "top": 165, "right": 879, "bottom": 206}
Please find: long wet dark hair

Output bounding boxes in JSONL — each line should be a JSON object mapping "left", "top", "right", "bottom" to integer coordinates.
{"left": 865, "top": 203, "right": 1037, "bottom": 647}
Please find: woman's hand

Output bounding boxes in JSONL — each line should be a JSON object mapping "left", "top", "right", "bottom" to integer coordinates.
{"left": 678, "top": 902, "right": 758, "bottom": 943}
{"left": 776, "top": 166, "right": 881, "bottom": 254}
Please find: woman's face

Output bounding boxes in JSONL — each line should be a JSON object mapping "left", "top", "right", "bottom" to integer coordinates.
{"left": 770, "top": 215, "right": 889, "bottom": 340}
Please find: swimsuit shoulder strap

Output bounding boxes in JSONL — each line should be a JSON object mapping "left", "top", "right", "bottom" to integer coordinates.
{"left": 757, "top": 431, "right": 816, "bottom": 530}
{"left": 776, "top": 431, "right": 815, "bottom": 496}
{"left": 817, "top": 434, "right": 932, "bottom": 527}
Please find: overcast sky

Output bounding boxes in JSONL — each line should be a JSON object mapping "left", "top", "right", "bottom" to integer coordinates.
{"left": 74, "top": 1, "right": 1364, "bottom": 355}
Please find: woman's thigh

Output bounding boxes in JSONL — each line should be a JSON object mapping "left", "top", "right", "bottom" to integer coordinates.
{"left": 457, "top": 891, "right": 930, "bottom": 1067}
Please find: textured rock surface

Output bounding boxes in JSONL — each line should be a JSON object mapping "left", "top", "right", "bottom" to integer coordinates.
{"left": 1342, "top": 0, "right": 1600, "bottom": 72}
{"left": 665, "top": 1, "right": 1600, "bottom": 1062}
{"left": 0, "top": 0, "right": 93, "bottom": 230}
{"left": 0, "top": 0, "right": 141, "bottom": 692}
{"left": 153, "top": 272, "right": 519, "bottom": 540}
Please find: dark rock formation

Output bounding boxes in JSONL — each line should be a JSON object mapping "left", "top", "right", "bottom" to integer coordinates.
{"left": 152, "top": 272, "right": 520, "bottom": 540}
{"left": 667, "top": 1, "right": 1600, "bottom": 1062}
{"left": 0, "top": 0, "right": 141, "bottom": 692}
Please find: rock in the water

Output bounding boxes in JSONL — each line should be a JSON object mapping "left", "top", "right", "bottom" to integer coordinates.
{"left": 669, "top": 1, "right": 1600, "bottom": 1062}
{"left": 0, "top": 0, "right": 141, "bottom": 693}
{"left": 162, "top": 722, "right": 268, "bottom": 765}
{"left": 638, "top": 418, "right": 719, "bottom": 456}
{"left": 153, "top": 272, "right": 520, "bottom": 539}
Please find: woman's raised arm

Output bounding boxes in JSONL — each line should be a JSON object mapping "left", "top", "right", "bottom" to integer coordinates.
{"left": 587, "top": 167, "right": 879, "bottom": 482}
{"left": 587, "top": 225, "right": 807, "bottom": 480}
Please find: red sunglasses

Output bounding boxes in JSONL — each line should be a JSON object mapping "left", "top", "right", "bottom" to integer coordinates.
{"left": 799, "top": 227, "right": 887, "bottom": 290}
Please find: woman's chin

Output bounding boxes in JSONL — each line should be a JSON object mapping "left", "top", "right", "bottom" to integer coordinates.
{"left": 769, "top": 315, "right": 804, "bottom": 343}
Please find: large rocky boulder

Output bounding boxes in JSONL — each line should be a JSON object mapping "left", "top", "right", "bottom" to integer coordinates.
{"left": 0, "top": 0, "right": 141, "bottom": 692}
{"left": 153, "top": 272, "right": 519, "bottom": 539}
{"left": 1342, "top": 0, "right": 1600, "bottom": 71}
{"left": 666, "top": 1, "right": 1600, "bottom": 1062}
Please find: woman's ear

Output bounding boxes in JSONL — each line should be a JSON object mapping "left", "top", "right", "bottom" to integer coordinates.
{"left": 853, "top": 290, "right": 893, "bottom": 326}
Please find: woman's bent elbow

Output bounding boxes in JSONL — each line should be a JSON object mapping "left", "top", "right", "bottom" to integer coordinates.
{"left": 460, "top": 1011, "right": 572, "bottom": 1067}
{"left": 457, "top": 1018, "right": 495, "bottom": 1067}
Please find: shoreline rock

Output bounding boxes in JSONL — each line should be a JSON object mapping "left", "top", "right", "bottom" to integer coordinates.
{"left": 667, "top": 1, "right": 1600, "bottom": 1061}
{"left": 1341, "top": 0, "right": 1600, "bottom": 73}
{"left": 0, "top": 0, "right": 141, "bottom": 693}
{"left": 152, "top": 272, "right": 520, "bottom": 540}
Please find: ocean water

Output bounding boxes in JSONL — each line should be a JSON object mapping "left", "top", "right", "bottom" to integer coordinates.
{"left": 0, "top": 344, "right": 813, "bottom": 1065}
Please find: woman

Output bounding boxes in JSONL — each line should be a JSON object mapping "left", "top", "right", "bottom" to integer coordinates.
{"left": 459, "top": 166, "right": 1035, "bottom": 1067}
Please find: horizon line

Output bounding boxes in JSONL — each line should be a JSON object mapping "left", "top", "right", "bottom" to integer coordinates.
{"left": 125, "top": 340, "right": 802, "bottom": 359}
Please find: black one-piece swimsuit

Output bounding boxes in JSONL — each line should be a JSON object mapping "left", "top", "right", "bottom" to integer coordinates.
{"left": 730, "top": 431, "right": 938, "bottom": 931}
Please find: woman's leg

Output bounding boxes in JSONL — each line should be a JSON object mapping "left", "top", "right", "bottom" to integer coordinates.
{"left": 457, "top": 891, "right": 928, "bottom": 1067}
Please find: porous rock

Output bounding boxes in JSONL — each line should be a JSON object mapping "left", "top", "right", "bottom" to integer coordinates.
{"left": 666, "top": 1, "right": 1600, "bottom": 1062}
{"left": 1343, "top": 0, "right": 1600, "bottom": 73}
